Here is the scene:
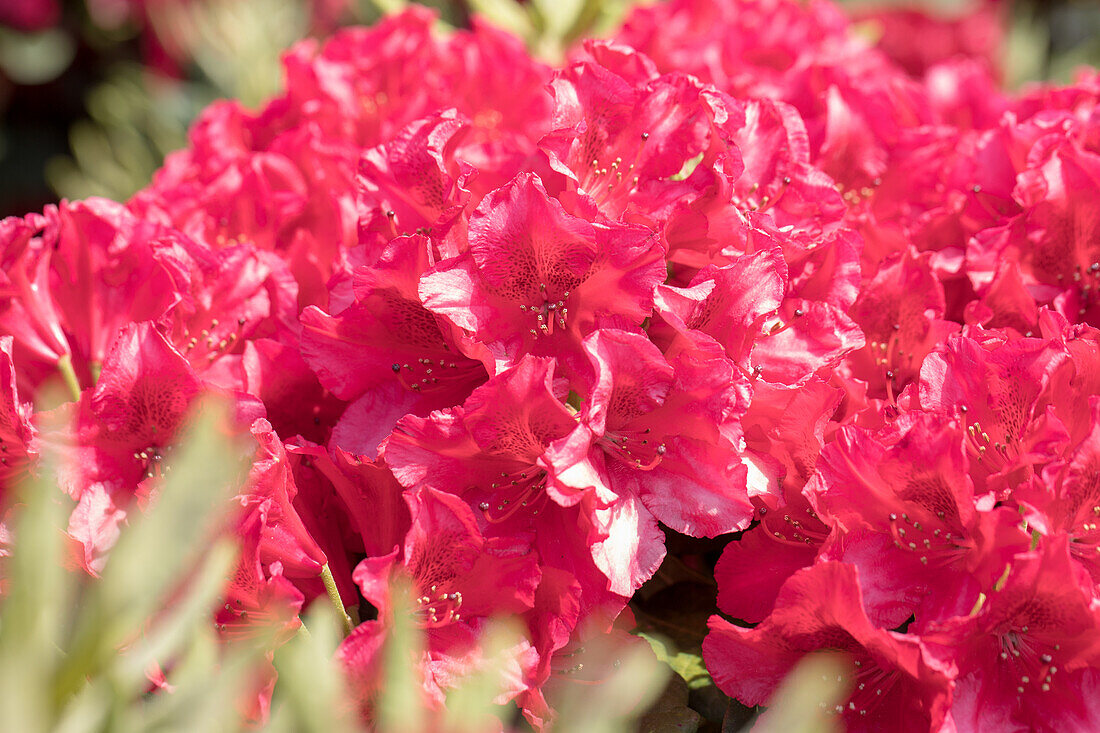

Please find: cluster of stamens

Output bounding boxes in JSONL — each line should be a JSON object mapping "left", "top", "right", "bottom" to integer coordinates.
{"left": 588, "top": 155, "right": 639, "bottom": 195}
{"left": 416, "top": 585, "right": 463, "bottom": 628}
{"left": 133, "top": 442, "right": 175, "bottom": 479}
{"left": 212, "top": 233, "right": 254, "bottom": 248}
{"left": 180, "top": 316, "right": 248, "bottom": 363}
{"left": 521, "top": 283, "right": 570, "bottom": 337}
{"left": 768, "top": 505, "right": 827, "bottom": 546}
{"left": 1055, "top": 262, "right": 1100, "bottom": 318}
{"left": 582, "top": 130, "right": 650, "bottom": 204}
{"left": 732, "top": 176, "right": 794, "bottom": 213}
{"left": 835, "top": 177, "right": 882, "bottom": 206}
{"left": 999, "top": 629, "right": 1059, "bottom": 694}
{"left": 958, "top": 405, "right": 1016, "bottom": 470}
{"left": 214, "top": 598, "right": 255, "bottom": 636}
{"left": 762, "top": 308, "right": 804, "bottom": 339}
{"left": 598, "top": 427, "right": 666, "bottom": 470}
{"left": 813, "top": 654, "right": 897, "bottom": 719}
{"left": 477, "top": 468, "right": 548, "bottom": 523}
{"left": 867, "top": 322, "right": 912, "bottom": 402}
{"left": 887, "top": 509, "right": 967, "bottom": 567}
{"left": 391, "top": 355, "right": 478, "bottom": 392}
{"left": 358, "top": 90, "right": 390, "bottom": 116}
{"left": 1071, "top": 504, "right": 1100, "bottom": 557}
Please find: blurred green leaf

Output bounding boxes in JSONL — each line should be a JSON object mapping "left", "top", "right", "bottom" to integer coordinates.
{"left": 0, "top": 27, "right": 75, "bottom": 85}
{"left": 752, "top": 654, "right": 848, "bottom": 733}
{"left": 270, "top": 606, "right": 358, "bottom": 733}
{"left": 552, "top": 630, "right": 669, "bottom": 733}
{"left": 466, "top": 0, "right": 535, "bottom": 43}
{"left": 638, "top": 633, "right": 711, "bottom": 691}
{"left": 439, "top": 618, "right": 529, "bottom": 733}
{"left": 378, "top": 578, "right": 427, "bottom": 733}
{"left": 0, "top": 398, "right": 269, "bottom": 733}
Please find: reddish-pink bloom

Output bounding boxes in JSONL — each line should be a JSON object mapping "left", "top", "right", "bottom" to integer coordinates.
{"left": 808, "top": 414, "right": 1030, "bottom": 626}
{"left": 0, "top": 337, "right": 36, "bottom": 494}
{"left": 301, "top": 234, "right": 488, "bottom": 456}
{"left": 566, "top": 329, "right": 753, "bottom": 594}
{"left": 845, "top": 247, "right": 958, "bottom": 402}
{"left": 339, "top": 486, "right": 540, "bottom": 711}
{"left": 383, "top": 356, "right": 627, "bottom": 623}
{"left": 919, "top": 332, "right": 1069, "bottom": 491}
{"left": 923, "top": 538, "right": 1100, "bottom": 732}
{"left": 704, "top": 561, "right": 954, "bottom": 732}
{"left": 241, "top": 420, "right": 327, "bottom": 583}
{"left": 356, "top": 110, "right": 473, "bottom": 259}
{"left": 715, "top": 378, "right": 841, "bottom": 622}
{"left": 419, "top": 173, "right": 665, "bottom": 379}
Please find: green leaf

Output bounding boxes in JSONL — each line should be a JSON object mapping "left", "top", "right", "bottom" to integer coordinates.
{"left": 466, "top": 0, "right": 535, "bottom": 42}
{"left": 270, "top": 607, "right": 358, "bottom": 733}
{"left": 0, "top": 28, "right": 75, "bottom": 85}
{"left": 752, "top": 653, "right": 847, "bottom": 733}
{"left": 552, "top": 631, "right": 670, "bottom": 733}
{"left": 377, "top": 578, "right": 427, "bottom": 733}
{"left": 636, "top": 633, "right": 713, "bottom": 691}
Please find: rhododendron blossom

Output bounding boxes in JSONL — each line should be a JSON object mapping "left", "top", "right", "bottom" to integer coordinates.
{"left": 8, "top": 0, "right": 1100, "bottom": 728}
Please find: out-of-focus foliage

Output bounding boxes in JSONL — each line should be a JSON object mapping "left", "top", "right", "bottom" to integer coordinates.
{"left": 45, "top": 66, "right": 214, "bottom": 202}
{"left": 0, "top": 398, "right": 679, "bottom": 732}
{"left": 0, "top": 401, "right": 263, "bottom": 733}
{"left": 465, "top": 0, "right": 632, "bottom": 61}
{"left": 47, "top": 0, "right": 319, "bottom": 202}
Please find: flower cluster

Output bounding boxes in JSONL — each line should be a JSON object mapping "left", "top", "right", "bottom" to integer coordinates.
{"left": 4, "top": 0, "right": 1100, "bottom": 729}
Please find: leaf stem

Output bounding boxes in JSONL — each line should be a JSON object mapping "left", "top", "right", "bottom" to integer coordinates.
{"left": 320, "top": 564, "right": 354, "bottom": 637}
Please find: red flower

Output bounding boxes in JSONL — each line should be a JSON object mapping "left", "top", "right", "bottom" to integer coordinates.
{"left": 566, "top": 329, "right": 752, "bottom": 593}
{"left": 420, "top": 173, "right": 665, "bottom": 379}
{"left": 923, "top": 538, "right": 1100, "bottom": 732}
{"left": 809, "top": 414, "right": 1030, "bottom": 626}
{"left": 704, "top": 562, "right": 954, "bottom": 733}
{"left": 919, "top": 332, "right": 1069, "bottom": 490}
{"left": 339, "top": 486, "right": 540, "bottom": 710}
{"left": 384, "top": 356, "right": 627, "bottom": 622}
{"left": 301, "top": 234, "right": 488, "bottom": 456}
{"left": 0, "top": 337, "right": 36, "bottom": 494}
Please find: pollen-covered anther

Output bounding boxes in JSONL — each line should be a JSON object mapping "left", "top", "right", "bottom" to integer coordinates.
{"left": 524, "top": 284, "right": 570, "bottom": 337}
{"left": 180, "top": 316, "right": 247, "bottom": 363}
{"left": 416, "top": 588, "right": 464, "bottom": 628}
{"left": 133, "top": 443, "right": 175, "bottom": 479}
{"left": 392, "top": 353, "right": 477, "bottom": 393}
{"left": 480, "top": 468, "right": 549, "bottom": 523}
{"left": 598, "top": 426, "right": 666, "bottom": 470}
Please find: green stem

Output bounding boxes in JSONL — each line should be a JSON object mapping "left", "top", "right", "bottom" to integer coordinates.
{"left": 56, "top": 354, "right": 82, "bottom": 402}
{"left": 320, "top": 564, "right": 354, "bottom": 637}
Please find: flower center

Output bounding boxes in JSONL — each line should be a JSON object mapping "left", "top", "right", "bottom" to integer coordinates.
{"left": 597, "top": 427, "right": 666, "bottom": 471}
{"left": 477, "top": 468, "right": 548, "bottom": 523}
{"left": 520, "top": 283, "right": 570, "bottom": 337}
{"left": 887, "top": 510, "right": 971, "bottom": 568}
{"left": 390, "top": 354, "right": 484, "bottom": 393}
{"left": 416, "top": 585, "right": 464, "bottom": 628}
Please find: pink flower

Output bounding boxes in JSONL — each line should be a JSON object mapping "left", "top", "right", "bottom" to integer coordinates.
{"left": 420, "top": 173, "right": 665, "bottom": 379}
{"left": 341, "top": 486, "right": 540, "bottom": 708}
{"left": 704, "top": 561, "right": 954, "bottom": 732}
{"left": 565, "top": 329, "right": 752, "bottom": 593}
{"left": 923, "top": 537, "right": 1100, "bottom": 731}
